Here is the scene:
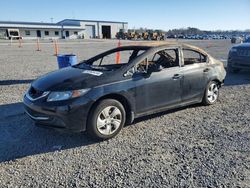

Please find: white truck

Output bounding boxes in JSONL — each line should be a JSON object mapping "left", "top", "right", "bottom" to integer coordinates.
{"left": 6, "top": 29, "right": 22, "bottom": 40}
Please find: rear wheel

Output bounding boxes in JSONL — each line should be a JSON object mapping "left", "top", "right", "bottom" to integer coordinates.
{"left": 87, "top": 99, "right": 126, "bottom": 140}
{"left": 202, "top": 81, "right": 220, "bottom": 105}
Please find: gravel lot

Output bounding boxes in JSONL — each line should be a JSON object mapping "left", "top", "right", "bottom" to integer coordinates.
{"left": 0, "top": 39, "right": 249, "bottom": 187}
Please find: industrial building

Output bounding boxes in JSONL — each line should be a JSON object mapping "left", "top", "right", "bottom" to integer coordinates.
{"left": 0, "top": 19, "right": 128, "bottom": 40}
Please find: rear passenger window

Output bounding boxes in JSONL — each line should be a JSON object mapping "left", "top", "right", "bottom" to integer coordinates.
{"left": 183, "top": 49, "right": 207, "bottom": 65}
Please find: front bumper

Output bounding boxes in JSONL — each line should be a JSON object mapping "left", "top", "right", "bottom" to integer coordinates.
{"left": 23, "top": 94, "right": 93, "bottom": 132}
{"left": 228, "top": 56, "right": 250, "bottom": 69}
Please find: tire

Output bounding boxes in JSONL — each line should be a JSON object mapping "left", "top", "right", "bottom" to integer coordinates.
{"left": 202, "top": 81, "right": 220, "bottom": 105}
{"left": 87, "top": 99, "right": 126, "bottom": 140}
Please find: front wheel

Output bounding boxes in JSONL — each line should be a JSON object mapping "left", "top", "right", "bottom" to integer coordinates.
{"left": 202, "top": 81, "right": 220, "bottom": 105}
{"left": 87, "top": 99, "right": 126, "bottom": 140}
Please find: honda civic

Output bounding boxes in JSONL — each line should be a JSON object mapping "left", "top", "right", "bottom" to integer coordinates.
{"left": 23, "top": 43, "right": 226, "bottom": 139}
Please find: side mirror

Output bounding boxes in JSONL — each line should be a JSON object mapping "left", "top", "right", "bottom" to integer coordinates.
{"left": 124, "top": 71, "right": 133, "bottom": 77}
{"left": 124, "top": 67, "right": 135, "bottom": 77}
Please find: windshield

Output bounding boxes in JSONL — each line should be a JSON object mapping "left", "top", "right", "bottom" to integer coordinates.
{"left": 75, "top": 48, "right": 146, "bottom": 71}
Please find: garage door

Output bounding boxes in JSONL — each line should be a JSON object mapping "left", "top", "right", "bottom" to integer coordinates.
{"left": 85, "top": 25, "right": 95, "bottom": 38}
{"left": 102, "top": 25, "right": 111, "bottom": 39}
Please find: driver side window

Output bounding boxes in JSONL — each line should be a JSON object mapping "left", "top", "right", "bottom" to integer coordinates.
{"left": 124, "top": 48, "right": 180, "bottom": 77}
{"left": 136, "top": 48, "right": 179, "bottom": 73}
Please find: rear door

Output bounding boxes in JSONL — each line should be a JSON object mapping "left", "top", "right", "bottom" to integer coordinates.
{"left": 180, "top": 48, "right": 210, "bottom": 102}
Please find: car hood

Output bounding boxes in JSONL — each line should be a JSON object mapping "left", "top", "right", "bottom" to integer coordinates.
{"left": 234, "top": 43, "right": 250, "bottom": 49}
{"left": 32, "top": 67, "right": 113, "bottom": 91}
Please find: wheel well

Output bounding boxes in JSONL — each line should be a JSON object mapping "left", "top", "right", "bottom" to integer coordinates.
{"left": 212, "top": 79, "right": 223, "bottom": 87}
{"left": 87, "top": 94, "right": 133, "bottom": 126}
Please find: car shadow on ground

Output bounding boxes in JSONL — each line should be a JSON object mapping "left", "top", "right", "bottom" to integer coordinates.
{"left": 0, "top": 102, "right": 97, "bottom": 163}
{"left": 0, "top": 79, "right": 34, "bottom": 86}
{"left": 0, "top": 101, "right": 195, "bottom": 163}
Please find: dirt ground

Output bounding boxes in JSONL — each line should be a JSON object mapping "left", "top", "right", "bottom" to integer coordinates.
{"left": 0, "top": 39, "right": 249, "bottom": 187}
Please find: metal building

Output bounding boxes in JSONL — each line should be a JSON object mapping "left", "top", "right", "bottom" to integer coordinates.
{"left": 58, "top": 19, "right": 128, "bottom": 39}
{"left": 0, "top": 19, "right": 128, "bottom": 40}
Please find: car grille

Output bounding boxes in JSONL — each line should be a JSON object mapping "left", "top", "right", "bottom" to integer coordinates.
{"left": 237, "top": 49, "right": 250, "bottom": 57}
{"left": 235, "top": 63, "right": 250, "bottom": 67}
{"left": 28, "top": 86, "right": 44, "bottom": 99}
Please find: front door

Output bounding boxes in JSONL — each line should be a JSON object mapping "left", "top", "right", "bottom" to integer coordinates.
{"left": 36, "top": 30, "right": 41, "bottom": 37}
{"left": 133, "top": 48, "right": 182, "bottom": 114}
{"left": 102, "top": 26, "right": 111, "bottom": 39}
{"left": 65, "top": 31, "right": 69, "bottom": 37}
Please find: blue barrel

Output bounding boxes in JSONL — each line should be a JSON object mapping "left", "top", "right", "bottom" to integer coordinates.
{"left": 57, "top": 54, "right": 77, "bottom": 69}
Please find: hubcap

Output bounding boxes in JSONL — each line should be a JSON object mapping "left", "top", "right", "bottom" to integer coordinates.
{"left": 207, "top": 83, "right": 219, "bottom": 103}
{"left": 96, "top": 106, "right": 122, "bottom": 136}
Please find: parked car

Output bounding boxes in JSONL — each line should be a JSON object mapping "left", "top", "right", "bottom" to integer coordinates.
{"left": 228, "top": 43, "right": 250, "bottom": 73}
{"left": 23, "top": 43, "right": 226, "bottom": 140}
{"left": 167, "top": 35, "right": 177, "bottom": 39}
{"left": 244, "top": 37, "right": 250, "bottom": 43}
{"left": 231, "top": 36, "right": 238, "bottom": 44}
{"left": 6, "top": 29, "right": 22, "bottom": 40}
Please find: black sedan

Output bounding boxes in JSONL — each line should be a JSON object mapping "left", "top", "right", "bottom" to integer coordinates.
{"left": 23, "top": 43, "right": 226, "bottom": 140}
{"left": 228, "top": 43, "right": 250, "bottom": 73}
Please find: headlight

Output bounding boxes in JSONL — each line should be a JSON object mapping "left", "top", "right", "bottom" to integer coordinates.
{"left": 47, "top": 89, "right": 90, "bottom": 102}
{"left": 230, "top": 48, "right": 237, "bottom": 53}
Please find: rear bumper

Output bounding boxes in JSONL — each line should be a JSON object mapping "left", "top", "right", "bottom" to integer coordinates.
{"left": 23, "top": 95, "right": 93, "bottom": 132}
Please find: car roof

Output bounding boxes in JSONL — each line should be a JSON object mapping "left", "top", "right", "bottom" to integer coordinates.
{"left": 117, "top": 42, "right": 209, "bottom": 56}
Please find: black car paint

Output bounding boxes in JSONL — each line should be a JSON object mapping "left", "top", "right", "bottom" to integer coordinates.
{"left": 23, "top": 44, "right": 226, "bottom": 132}
{"left": 228, "top": 43, "right": 250, "bottom": 70}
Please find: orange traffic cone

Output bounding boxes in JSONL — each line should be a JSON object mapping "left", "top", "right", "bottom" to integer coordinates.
{"left": 18, "top": 38, "right": 22, "bottom": 48}
{"left": 36, "top": 38, "right": 41, "bottom": 51}
{"left": 54, "top": 39, "right": 59, "bottom": 56}
{"left": 116, "top": 40, "right": 121, "bottom": 64}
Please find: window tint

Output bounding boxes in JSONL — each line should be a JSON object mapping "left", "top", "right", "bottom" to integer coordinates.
{"left": 183, "top": 49, "right": 207, "bottom": 65}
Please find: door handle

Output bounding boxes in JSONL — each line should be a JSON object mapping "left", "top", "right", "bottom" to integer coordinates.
{"left": 203, "top": 68, "right": 210, "bottom": 73}
{"left": 172, "top": 74, "right": 182, "bottom": 80}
